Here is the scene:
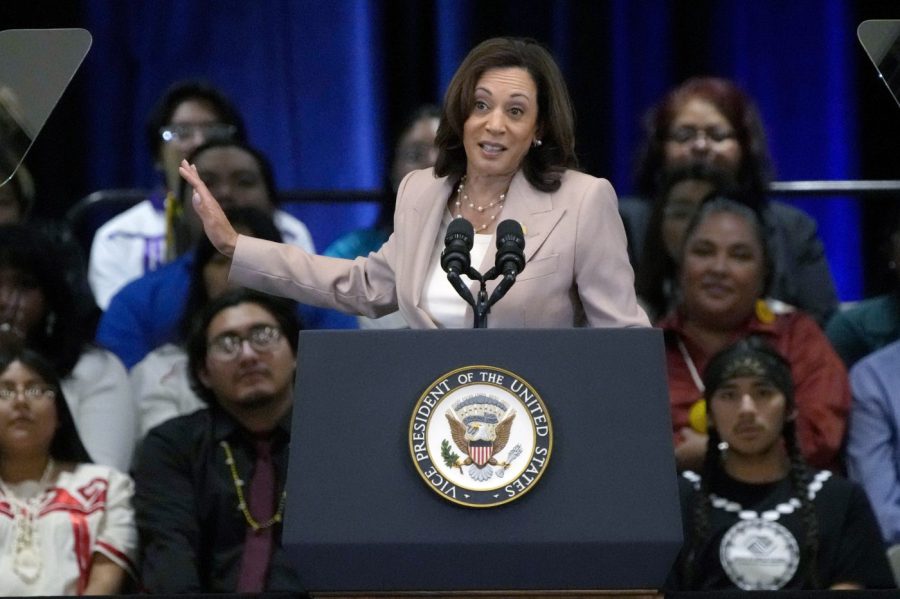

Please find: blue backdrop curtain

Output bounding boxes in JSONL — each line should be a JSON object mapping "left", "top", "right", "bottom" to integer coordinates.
{"left": 5, "top": 0, "right": 900, "bottom": 298}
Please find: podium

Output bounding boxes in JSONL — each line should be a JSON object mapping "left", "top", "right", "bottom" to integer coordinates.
{"left": 283, "top": 328, "right": 682, "bottom": 596}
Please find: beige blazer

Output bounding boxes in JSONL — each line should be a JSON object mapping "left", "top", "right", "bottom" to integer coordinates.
{"left": 229, "top": 168, "right": 649, "bottom": 329}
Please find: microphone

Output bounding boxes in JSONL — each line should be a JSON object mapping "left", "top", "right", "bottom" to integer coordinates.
{"left": 488, "top": 219, "right": 526, "bottom": 306}
{"left": 441, "top": 217, "right": 474, "bottom": 275}
{"left": 441, "top": 217, "right": 476, "bottom": 307}
{"left": 493, "top": 219, "right": 526, "bottom": 277}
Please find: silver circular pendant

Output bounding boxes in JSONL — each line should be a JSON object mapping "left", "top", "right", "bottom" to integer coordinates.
{"left": 720, "top": 518, "right": 800, "bottom": 590}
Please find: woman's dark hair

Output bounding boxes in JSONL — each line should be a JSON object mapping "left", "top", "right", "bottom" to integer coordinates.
{"left": 679, "top": 197, "right": 774, "bottom": 301}
{"left": 434, "top": 37, "right": 577, "bottom": 193}
{"left": 634, "top": 77, "right": 773, "bottom": 210}
{"left": 682, "top": 338, "right": 819, "bottom": 589}
{"left": 186, "top": 289, "right": 300, "bottom": 405}
{"left": 178, "top": 138, "right": 278, "bottom": 207}
{"left": 0, "top": 347, "right": 92, "bottom": 463}
{"left": 634, "top": 167, "right": 731, "bottom": 321}
{"left": 145, "top": 80, "right": 246, "bottom": 162}
{"left": 0, "top": 224, "right": 97, "bottom": 377}
{"left": 179, "top": 206, "right": 284, "bottom": 342}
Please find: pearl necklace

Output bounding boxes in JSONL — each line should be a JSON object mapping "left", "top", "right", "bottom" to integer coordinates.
{"left": 453, "top": 176, "right": 507, "bottom": 232}
{"left": 0, "top": 458, "right": 56, "bottom": 584}
{"left": 683, "top": 469, "right": 831, "bottom": 521}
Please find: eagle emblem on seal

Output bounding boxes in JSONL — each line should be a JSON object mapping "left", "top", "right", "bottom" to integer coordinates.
{"left": 444, "top": 394, "right": 517, "bottom": 481}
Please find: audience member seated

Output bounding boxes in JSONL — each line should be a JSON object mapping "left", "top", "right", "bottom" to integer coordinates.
{"left": 88, "top": 81, "right": 313, "bottom": 309}
{"left": 658, "top": 199, "right": 849, "bottom": 472}
{"left": 0, "top": 225, "right": 135, "bottom": 470}
{"left": 634, "top": 166, "right": 723, "bottom": 320}
{"left": 667, "top": 338, "right": 892, "bottom": 591}
{"left": 1, "top": 164, "right": 96, "bottom": 321}
{"left": 98, "top": 140, "right": 316, "bottom": 369}
{"left": 827, "top": 212, "right": 900, "bottom": 368}
{"left": 89, "top": 81, "right": 243, "bottom": 309}
{"left": 627, "top": 77, "right": 837, "bottom": 324}
{"left": 130, "top": 207, "right": 285, "bottom": 436}
{"left": 133, "top": 289, "right": 303, "bottom": 592}
{"left": 0, "top": 347, "right": 137, "bottom": 595}
{"left": 323, "top": 104, "right": 440, "bottom": 329}
{"left": 847, "top": 338, "right": 900, "bottom": 569}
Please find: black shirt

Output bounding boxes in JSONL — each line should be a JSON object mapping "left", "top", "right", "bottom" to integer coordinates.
{"left": 668, "top": 469, "right": 894, "bottom": 590}
{"left": 133, "top": 406, "right": 304, "bottom": 593}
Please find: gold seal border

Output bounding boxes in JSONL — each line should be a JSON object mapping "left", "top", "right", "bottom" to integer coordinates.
{"left": 408, "top": 364, "right": 554, "bottom": 508}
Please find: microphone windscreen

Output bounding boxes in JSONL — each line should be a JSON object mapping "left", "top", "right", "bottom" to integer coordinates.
{"left": 494, "top": 219, "right": 525, "bottom": 276}
{"left": 496, "top": 219, "right": 525, "bottom": 249}
{"left": 445, "top": 217, "right": 474, "bottom": 249}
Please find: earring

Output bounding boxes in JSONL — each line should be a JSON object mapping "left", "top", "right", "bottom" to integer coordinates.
{"left": 532, "top": 139, "right": 542, "bottom": 148}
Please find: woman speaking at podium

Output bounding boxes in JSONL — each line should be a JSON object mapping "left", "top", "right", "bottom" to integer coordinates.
{"left": 181, "top": 37, "right": 648, "bottom": 329}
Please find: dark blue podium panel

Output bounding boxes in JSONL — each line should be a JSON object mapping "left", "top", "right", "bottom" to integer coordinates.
{"left": 284, "top": 328, "right": 681, "bottom": 592}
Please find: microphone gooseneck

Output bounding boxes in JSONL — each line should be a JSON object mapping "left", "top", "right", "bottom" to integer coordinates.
{"left": 440, "top": 217, "right": 526, "bottom": 328}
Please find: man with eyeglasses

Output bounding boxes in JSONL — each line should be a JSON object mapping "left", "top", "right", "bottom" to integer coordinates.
{"left": 88, "top": 81, "right": 247, "bottom": 310}
{"left": 133, "top": 288, "right": 303, "bottom": 593}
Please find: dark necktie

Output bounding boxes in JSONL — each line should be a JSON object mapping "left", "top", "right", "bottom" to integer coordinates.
{"left": 236, "top": 439, "right": 275, "bottom": 592}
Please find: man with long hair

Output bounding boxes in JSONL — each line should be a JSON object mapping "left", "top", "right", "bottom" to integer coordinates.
{"left": 669, "top": 338, "right": 891, "bottom": 590}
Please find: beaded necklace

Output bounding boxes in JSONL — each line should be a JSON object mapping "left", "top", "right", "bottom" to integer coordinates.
{"left": 0, "top": 458, "right": 55, "bottom": 583}
{"left": 683, "top": 469, "right": 831, "bottom": 521}
{"left": 453, "top": 176, "right": 508, "bottom": 232}
{"left": 220, "top": 440, "right": 286, "bottom": 531}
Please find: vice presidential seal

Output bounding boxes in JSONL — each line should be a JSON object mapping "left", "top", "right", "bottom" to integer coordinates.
{"left": 408, "top": 365, "right": 552, "bottom": 508}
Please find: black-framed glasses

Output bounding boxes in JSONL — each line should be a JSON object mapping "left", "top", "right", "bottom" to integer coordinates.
{"left": 208, "top": 325, "right": 283, "bottom": 361}
{"left": 0, "top": 384, "right": 56, "bottom": 402}
{"left": 159, "top": 122, "right": 237, "bottom": 143}
{"left": 667, "top": 126, "right": 737, "bottom": 144}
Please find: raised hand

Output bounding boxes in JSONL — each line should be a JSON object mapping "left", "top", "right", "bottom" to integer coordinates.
{"left": 178, "top": 159, "right": 239, "bottom": 257}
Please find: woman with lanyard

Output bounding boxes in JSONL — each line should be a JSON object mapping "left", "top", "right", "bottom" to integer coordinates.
{"left": 658, "top": 198, "right": 848, "bottom": 472}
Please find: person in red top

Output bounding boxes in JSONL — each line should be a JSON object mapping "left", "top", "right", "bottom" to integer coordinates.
{"left": 659, "top": 197, "right": 849, "bottom": 472}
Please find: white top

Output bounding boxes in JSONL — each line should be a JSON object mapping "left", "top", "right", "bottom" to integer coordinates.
{"left": 129, "top": 343, "right": 204, "bottom": 438}
{"left": 357, "top": 310, "right": 409, "bottom": 330}
{"left": 88, "top": 198, "right": 316, "bottom": 309}
{"left": 421, "top": 213, "right": 493, "bottom": 329}
{"left": 0, "top": 463, "right": 137, "bottom": 595}
{"left": 61, "top": 348, "right": 136, "bottom": 472}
